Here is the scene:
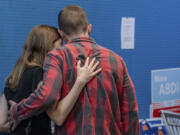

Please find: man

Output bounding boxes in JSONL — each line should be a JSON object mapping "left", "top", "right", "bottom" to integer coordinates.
{"left": 10, "top": 5, "right": 139, "bottom": 135}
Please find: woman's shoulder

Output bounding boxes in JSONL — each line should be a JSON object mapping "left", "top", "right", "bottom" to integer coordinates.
{"left": 23, "top": 66, "right": 43, "bottom": 79}
{"left": 26, "top": 66, "right": 43, "bottom": 73}
{"left": 19, "top": 66, "right": 43, "bottom": 82}
{"left": 4, "top": 87, "right": 16, "bottom": 101}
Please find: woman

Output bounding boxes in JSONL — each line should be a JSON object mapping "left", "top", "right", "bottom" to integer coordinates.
{"left": 0, "top": 25, "right": 101, "bottom": 135}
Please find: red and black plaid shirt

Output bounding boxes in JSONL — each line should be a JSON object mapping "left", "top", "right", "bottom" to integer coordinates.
{"left": 11, "top": 37, "right": 139, "bottom": 135}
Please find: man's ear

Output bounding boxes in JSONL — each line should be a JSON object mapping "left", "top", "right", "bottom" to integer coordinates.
{"left": 58, "top": 29, "right": 64, "bottom": 38}
{"left": 58, "top": 29, "right": 69, "bottom": 43}
{"left": 88, "top": 24, "right": 92, "bottom": 35}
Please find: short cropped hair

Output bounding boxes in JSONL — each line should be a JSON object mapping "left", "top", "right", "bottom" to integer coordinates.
{"left": 58, "top": 5, "right": 89, "bottom": 36}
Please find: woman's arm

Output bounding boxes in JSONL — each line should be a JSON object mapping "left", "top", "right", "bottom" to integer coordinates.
{"left": 47, "top": 57, "right": 101, "bottom": 126}
{"left": 0, "top": 94, "right": 10, "bottom": 131}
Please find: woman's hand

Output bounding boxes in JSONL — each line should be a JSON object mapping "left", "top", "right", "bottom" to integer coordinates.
{"left": 46, "top": 57, "right": 101, "bottom": 126}
{"left": 76, "top": 57, "right": 101, "bottom": 85}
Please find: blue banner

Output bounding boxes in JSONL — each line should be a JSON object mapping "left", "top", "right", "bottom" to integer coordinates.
{"left": 151, "top": 68, "right": 180, "bottom": 103}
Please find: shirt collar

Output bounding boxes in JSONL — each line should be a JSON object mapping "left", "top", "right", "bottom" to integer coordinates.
{"left": 67, "top": 36, "right": 96, "bottom": 44}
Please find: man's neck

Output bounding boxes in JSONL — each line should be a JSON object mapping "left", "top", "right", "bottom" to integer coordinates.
{"left": 65, "top": 33, "right": 89, "bottom": 43}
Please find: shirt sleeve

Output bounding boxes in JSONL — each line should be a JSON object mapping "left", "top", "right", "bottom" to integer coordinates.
{"left": 11, "top": 53, "right": 63, "bottom": 121}
{"left": 120, "top": 60, "right": 139, "bottom": 135}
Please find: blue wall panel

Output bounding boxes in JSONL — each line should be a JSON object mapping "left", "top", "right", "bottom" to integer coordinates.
{"left": 0, "top": 0, "right": 180, "bottom": 119}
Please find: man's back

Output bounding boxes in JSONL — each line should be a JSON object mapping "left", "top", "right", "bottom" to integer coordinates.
{"left": 53, "top": 37, "right": 139, "bottom": 135}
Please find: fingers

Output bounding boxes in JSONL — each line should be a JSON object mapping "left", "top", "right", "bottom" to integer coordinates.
{"left": 84, "top": 57, "right": 101, "bottom": 72}
{"left": 84, "top": 57, "right": 89, "bottom": 67}
{"left": 6, "top": 102, "right": 20, "bottom": 131}
{"left": 12, "top": 122, "right": 16, "bottom": 131}
{"left": 92, "top": 68, "right": 102, "bottom": 76}
{"left": 11, "top": 118, "right": 19, "bottom": 131}
{"left": 77, "top": 60, "right": 81, "bottom": 68}
{"left": 90, "top": 61, "right": 100, "bottom": 72}
{"left": 4, "top": 121, "right": 10, "bottom": 129}
{"left": 9, "top": 100, "right": 16, "bottom": 106}
{"left": 87, "top": 57, "right": 101, "bottom": 76}
{"left": 79, "top": 57, "right": 101, "bottom": 75}
{"left": 88, "top": 58, "right": 96, "bottom": 69}
{"left": 8, "top": 100, "right": 18, "bottom": 130}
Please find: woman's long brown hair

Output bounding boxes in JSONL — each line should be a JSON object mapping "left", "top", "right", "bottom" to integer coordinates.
{"left": 5, "top": 25, "right": 61, "bottom": 91}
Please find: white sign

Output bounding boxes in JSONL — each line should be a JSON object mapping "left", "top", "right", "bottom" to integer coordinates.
{"left": 121, "top": 17, "right": 135, "bottom": 49}
{"left": 151, "top": 68, "right": 180, "bottom": 103}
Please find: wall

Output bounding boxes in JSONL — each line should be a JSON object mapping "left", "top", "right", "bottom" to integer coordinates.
{"left": 0, "top": 0, "right": 180, "bottom": 119}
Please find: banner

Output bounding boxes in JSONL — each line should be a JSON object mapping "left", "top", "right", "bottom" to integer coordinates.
{"left": 151, "top": 68, "right": 180, "bottom": 117}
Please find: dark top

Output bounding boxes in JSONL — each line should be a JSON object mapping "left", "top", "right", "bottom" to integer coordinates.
{"left": 4, "top": 66, "right": 51, "bottom": 135}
